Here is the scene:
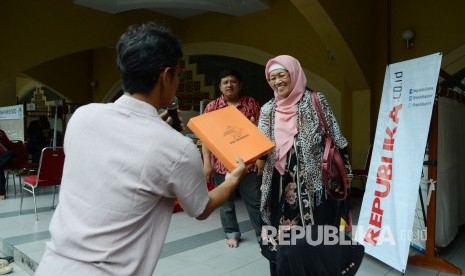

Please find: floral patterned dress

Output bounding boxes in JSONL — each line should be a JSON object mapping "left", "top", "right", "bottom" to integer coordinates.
{"left": 279, "top": 147, "right": 301, "bottom": 227}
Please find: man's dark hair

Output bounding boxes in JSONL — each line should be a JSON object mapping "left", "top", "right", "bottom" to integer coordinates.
{"left": 216, "top": 69, "right": 242, "bottom": 86}
{"left": 116, "top": 22, "right": 183, "bottom": 95}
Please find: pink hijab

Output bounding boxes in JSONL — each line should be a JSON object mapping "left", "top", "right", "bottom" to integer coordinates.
{"left": 265, "top": 55, "right": 307, "bottom": 175}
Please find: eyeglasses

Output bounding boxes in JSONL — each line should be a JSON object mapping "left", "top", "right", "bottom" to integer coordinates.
{"left": 160, "top": 66, "right": 186, "bottom": 80}
{"left": 267, "top": 72, "right": 289, "bottom": 83}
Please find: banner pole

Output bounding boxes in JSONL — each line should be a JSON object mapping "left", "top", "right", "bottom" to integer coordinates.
{"left": 53, "top": 100, "right": 58, "bottom": 149}
{"left": 408, "top": 99, "right": 461, "bottom": 274}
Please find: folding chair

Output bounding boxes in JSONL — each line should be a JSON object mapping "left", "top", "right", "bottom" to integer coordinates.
{"left": 351, "top": 145, "right": 373, "bottom": 193}
{"left": 20, "top": 147, "right": 65, "bottom": 220}
{"left": 5, "top": 140, "right": 39, "bottom": 195}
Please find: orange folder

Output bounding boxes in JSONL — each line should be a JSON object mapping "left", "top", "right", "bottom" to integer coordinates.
{"left": 187, "top": 105, "right": 275, "bottom": 171}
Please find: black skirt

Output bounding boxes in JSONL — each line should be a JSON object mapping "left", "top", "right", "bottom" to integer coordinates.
{"left": 262, "top": 169, "right": 364, "bottom": 276}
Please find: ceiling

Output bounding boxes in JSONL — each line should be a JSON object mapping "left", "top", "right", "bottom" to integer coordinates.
{"left": 73, "top": 0, "right": 271, "bottom": 19}
{"left": 73, "top": 0, "right": 465, "bottom": 96}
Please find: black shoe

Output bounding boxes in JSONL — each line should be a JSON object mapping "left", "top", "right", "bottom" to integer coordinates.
{"left": 0, "top": 256, "right": 13, "bottom": 263}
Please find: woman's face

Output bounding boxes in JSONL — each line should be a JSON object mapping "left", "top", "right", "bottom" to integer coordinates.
{"left": 268, "top": 69, "right": 291, "bottom": 98}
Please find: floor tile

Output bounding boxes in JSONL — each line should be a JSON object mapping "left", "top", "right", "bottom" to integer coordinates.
{"left": 1, "top": 186, "right": 464, "bottom": 276}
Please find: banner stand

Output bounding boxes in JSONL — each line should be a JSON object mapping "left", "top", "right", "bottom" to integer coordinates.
{"left": 408, "top": 101, "right": 461, "bottom": 275}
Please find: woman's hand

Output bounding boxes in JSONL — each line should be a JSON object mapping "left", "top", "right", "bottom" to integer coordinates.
{"left": 255, "top": 159, "right": 265, "bottom": 176}
{"left": 246, "top": 163, "right": 255, "bottom": 173}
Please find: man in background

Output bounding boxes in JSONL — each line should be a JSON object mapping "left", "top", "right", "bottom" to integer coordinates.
{"left": 202, "top": 69, "right": 262, "bottom": 248}
{"left": 0, "top": 130, "right": 14, "bottom": 200}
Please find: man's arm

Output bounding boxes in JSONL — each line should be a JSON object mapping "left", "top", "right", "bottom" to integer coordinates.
{"left": 196, "top": 157, "right": 246, "bottom": 220}
{"left": 0, "top": 142, "right": 7, "bottom": 154}
{"left": 201, "top": 143, "right": 214, "bottom": 182}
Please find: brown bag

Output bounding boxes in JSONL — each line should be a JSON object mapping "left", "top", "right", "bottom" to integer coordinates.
{"left": 310, "top": 92, "right": 349, "bottom": 200}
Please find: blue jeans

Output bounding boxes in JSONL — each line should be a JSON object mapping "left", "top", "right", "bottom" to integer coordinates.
{"left": 213, "top": 172, "right": 262, "bottom": 240}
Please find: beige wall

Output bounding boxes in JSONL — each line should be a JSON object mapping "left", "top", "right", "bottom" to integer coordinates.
{"left": 91, "top": 48, "right": 119, "bottom": 102}
{"left": 0, "top": 79, "right": 17, "bottom": 106}
{"left": 2, "top": 0, "right": 465, "bottom": 166}
{"left": 24, "top": 51, "right": 93, "bottom": 103}
{"left": 391, "top": 0, "right": 465, "bottom": 64}
{"left": 351, "top": 89, "right": 371, "bottom": 169}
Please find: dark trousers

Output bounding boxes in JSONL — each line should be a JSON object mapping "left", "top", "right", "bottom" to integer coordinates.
{"left": 212, "top": 171, "right": 262, "bottom": 239}
{"left": 0, "top": 150, "right": 14, "bottom": 195}
{"left": 273, "top": 231, "right": 364, "bottom": 276}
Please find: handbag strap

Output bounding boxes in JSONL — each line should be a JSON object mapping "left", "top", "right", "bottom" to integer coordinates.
{"left": 310, "top": 91, "right": 330, "bottom": 134}
{"left": 310, "top": 91, "right": 333, "bottom": 168}
{"left": 311, "top": 91, "right": 349, "bottom": 200}
{"left": 311, "top": 91, "right": 334, "bottom": 175}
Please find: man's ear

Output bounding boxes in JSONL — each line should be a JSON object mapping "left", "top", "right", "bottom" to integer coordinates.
{"left": 159, "top": 68, "right": 170, "bottom": 87}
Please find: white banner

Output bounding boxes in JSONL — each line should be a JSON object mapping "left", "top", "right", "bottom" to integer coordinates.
{"left": 0, "top": 104, "right": 24, "bottom": 120}
{"left": 355, "top": 53, "right": 442, "bottom": 273}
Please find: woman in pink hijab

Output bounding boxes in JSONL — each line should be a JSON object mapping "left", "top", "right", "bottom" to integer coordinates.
{"left": 256, "top": 55, "right": 361, "bottom": 276}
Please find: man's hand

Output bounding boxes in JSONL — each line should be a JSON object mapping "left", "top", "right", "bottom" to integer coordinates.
{"left": 159, "top": 109, "right": 185, "bottom": 132}
{"left": 196, "top": 157, "right": 246, "bottom": 221}
{"left": 225, "top": 157, "right": 246, "bottom": 182}
{"left": 250, "top": 116, "right": 256, "bottom": 125}
{"left": 204, "top": 163, "right": 214, "bottom": 183}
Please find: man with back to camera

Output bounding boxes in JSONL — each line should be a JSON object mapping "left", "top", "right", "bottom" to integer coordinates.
{"left": 35, "top": 21, "right": 246, "bottom": 275}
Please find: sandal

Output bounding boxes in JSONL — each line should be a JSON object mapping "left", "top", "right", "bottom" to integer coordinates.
{"left": 0, "top": 263, "right": 12, "bottom": 275}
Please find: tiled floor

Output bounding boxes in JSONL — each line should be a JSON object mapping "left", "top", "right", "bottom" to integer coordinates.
{"left": 0, "top": 177, "right": 464, "bottom": 275}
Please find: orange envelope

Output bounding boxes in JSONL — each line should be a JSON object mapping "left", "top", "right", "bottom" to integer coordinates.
{"left": 187, "top": 105, "right": 275, "bottom": 171}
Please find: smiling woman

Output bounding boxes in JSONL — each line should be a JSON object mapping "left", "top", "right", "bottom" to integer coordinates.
{"left": 267, "top": 69, "right": 291, "bottom": 99}
{"left": 256, "top": 55, "right": 358, "bottom": 276}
